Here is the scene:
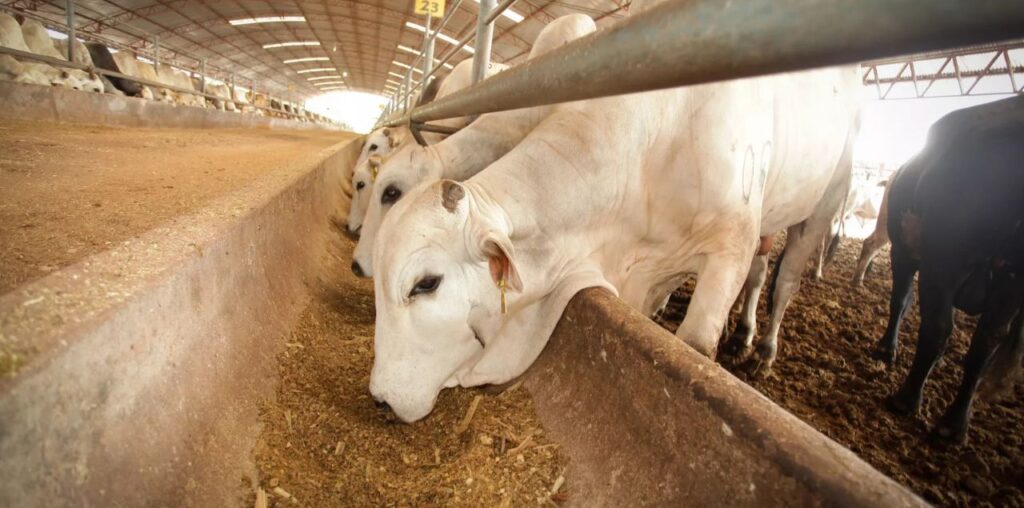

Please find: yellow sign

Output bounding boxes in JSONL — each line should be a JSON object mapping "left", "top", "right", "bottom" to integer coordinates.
{"left": 415, "top": 0, "right": 445, "bottom": 18}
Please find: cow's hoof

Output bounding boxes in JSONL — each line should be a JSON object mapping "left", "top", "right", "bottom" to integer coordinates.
{"left": 744, "top": 342, "right": 776, "bottom": 379}
{"left": 872, "top": 344, "right": 897, "bottom": 366}
{"left": 931, "top": 422, "right": 968, "bottom": 446}
{"left": 719, "top": 334, "right": 752, "bottom": 362}
{"left": 885, "top": 394, "right": 919, "bottom": 416}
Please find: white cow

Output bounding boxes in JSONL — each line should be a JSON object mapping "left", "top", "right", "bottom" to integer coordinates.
{"left": 20, "top": 19, "right": 103, "bottom": 93}
{"left": 368, "top": 66, "right": 860, "bottom": 422}
{"left": 52, "top": 37, "right": 122, "bottom": 95}
{"left": 136, "top": 60, "right": 174, "bottom": 102}
{"left": 157, "top": 63, "right": 204, "bottom": 108}
{"left": 346, "top": 59, "right": 508, "bottom": 235}
{"left": 347, "top": 15, "right": 594, "bottom": 245}
{"left": 0, "top": 13, "right": 71, "bottom": 87}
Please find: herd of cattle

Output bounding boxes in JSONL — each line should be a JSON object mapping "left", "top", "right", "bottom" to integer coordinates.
{"left": 345, "top": 9, "right": 1023, "bottom": 446}
{"left": 0, "top": 12, "right": 328, "bottom": 123}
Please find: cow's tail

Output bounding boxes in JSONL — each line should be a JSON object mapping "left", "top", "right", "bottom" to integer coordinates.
{"left": 979, "top": 311, "right": 1024, "bottom": 402}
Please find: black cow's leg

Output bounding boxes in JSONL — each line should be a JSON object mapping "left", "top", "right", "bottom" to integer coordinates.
{"left": 875, "top": 248, "right": 918, "bottom": 365}
{"left": 935, "top": 282, "right": 1023, "bottom": 444}
{"left": 888, "top": 274, "right": 956, "bottom": 416}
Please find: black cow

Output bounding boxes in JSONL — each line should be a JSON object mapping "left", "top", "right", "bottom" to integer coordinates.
{"left": 878, "top": 94, "right": 1024, "bottom": 444}
{"left": 84, "top": 42, "right": 143, "bottom": 97}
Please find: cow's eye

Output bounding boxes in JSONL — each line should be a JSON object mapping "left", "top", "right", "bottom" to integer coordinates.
{"left": 382, "top": 185, "right": 402, "bottom": 205}
{"left": 356, "top": 181, "right": 365, "bottom": 191}
{"left": 410, "top": 275, "right": 442, "bottom": 297}
{"left": 369, "top": 143, "right": 378, "bottom": 151}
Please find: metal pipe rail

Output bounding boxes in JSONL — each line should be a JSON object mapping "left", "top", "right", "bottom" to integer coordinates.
{"left": 382, "top": 0, "right": 1024, "bottom": 128}
{"left": 0, "top": 45, "right": 313, "bottom": 122}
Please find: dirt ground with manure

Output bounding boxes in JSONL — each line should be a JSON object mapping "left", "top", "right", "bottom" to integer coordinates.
{"left": 250, "top": 233, "right": 567, "bottom": 506}
{"left": 656, "top": 239, "right": 1024, "bottom": 507}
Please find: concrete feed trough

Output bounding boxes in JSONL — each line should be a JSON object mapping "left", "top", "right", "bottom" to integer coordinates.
{"left": 0, "top": 83, "right": 924, "bottom": 506}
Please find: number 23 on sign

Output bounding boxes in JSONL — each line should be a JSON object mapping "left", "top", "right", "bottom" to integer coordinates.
{"left": 415, "top": 0, "right": 445, "bottom": 18}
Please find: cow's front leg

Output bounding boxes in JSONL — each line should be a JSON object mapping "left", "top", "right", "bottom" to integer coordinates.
{"left": 676, "top": 251, "right": 751, "bottom": 358}
{"left": 720, "top": 254, "right": 768, "bottom": 361}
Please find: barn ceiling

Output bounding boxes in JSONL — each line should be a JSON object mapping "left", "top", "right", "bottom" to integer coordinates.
{"left": 0, "top": 0, "right": 630, "bottom": 103}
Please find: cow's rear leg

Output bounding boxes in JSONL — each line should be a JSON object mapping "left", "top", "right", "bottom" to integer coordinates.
{"left": 853, "top": 232, "right": 888, "bottom": 286}
{"left": 934, "top": 279, "right": 1023, "bottom": 444}
{"left": 676, "top": 251, "right": 751, "bottom": 358}
{"left": 720, "top": 254, "right": 768, "bottom": 360}
{"left": 874, "top": 247, "right": 917, "bottom": 365}
{"left": 887, "top": 273, "right": 957, "bottom": 416}
{"left": 746, "top": 220, "right": 829, "bottom": 377}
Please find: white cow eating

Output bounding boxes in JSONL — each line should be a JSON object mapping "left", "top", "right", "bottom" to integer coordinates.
{"left": 369, "top": 66, "right": 860, "bottom": 422}
{"left": 350, "top": 14, "right": 597, "bottom": 274}
{"left": 346, "top": 58, "right": 508, "bottom": 235}
{"left": 20, "top": 19, "right": 103, "bottom": 93}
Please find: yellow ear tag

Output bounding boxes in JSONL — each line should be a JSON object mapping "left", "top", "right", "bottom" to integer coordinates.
{"left": 498, "top": 278, "right": 508, "bottom": 314}
{"left": 371, "top": 165, "right": 379, "bottom": 183}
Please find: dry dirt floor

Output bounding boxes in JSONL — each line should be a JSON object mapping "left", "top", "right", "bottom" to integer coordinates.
{"left": 249, "top": 233, "right": 567, "bottom": 507}
{"left": 656, "top": 239, "right": 1024, "bottom": 508}
{"left": 0, "top": 119, "right": 353, "bottom": 294}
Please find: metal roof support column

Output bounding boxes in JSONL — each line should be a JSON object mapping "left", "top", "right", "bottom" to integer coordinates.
{"left": 422, "top": 14, "right": 435, "bottom": 78}
{"left": 403, "top": 70, "right": 412, "bottom": 111}
{"left": 153, "top": 35, "right": 160, "bottom": 70}
{"left": 200, "top": 58, "right": 206, "bottom": 93}
{"left": 472, "top": 0, "right": 495, "bottom": 84}
{"left": 64, "top": 0, "right": 75, "bottom": 62}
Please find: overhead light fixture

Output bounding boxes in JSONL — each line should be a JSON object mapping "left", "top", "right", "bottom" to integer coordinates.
{"left": 392, "top": 60, "right": 423, "bottom": 74}
{"left": 136, "top": 56, "right": 155, "bottom": 64}
{"left": 296, "top": 68, "right": 337, "bottom": 74}
{"left": 470, "top": 0, "right": 524, "bottom": 22}
{"left": 283, "top": 57, "right": 330, "bottom": 64}
{"left": 230, "top": 16, "right": 305, "bottom": 26}
{"left": 314, "top": 80, "right": 346, "bottom": 86}
{"left": 307, "top": 76, "right": 342, "bottom": 81}
{"left": 263, "top": 41, "right": 320, "bottom": 49}
{"left": 405, "top": 22, "right": 474, "bottom": 54}
{"left": 319, "top": 86, "right": 345, "bottom": 91}
{"left": 342, "top": 71, "right": 348, "bottom": 77}
{"left": 388, "top": 71, "right": 406, "bottom": 79}
{"left": 396, "top": 45, "right": 454, "bottom": 69}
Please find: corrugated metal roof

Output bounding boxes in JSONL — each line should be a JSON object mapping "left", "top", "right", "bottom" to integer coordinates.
{"left": 1, "top": 0, "right": 630, "bottom": 102}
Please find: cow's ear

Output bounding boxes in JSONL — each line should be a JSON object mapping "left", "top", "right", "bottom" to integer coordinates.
{"left": 386, "top": 128, "right": 402, "bottom": 149}
{"left": 481, "top": 232, "right": 523, "bottom": 293}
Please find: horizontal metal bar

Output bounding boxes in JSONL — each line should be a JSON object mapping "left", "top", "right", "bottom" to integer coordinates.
{"left": 385, "top": 0, "right": 1024, "bottom": 126}
{"left": 413, "top": 122, "right": 461, "bottom": 134}
{"left": 0, "top": 45, "right": 306, "bottom": 120}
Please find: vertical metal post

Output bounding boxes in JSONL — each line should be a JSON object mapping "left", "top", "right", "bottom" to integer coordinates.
{"left": 422, "top": 13, "right": 435, "bottom": 78}
{"left": 200, "top": 58, "right": 207, "bottom": 93}
{"left": 952, "top": 56, "right": 964, "bottom": 95}
{"left": 471, "top": 0, "right": 495, "bottom": 84}
{"left": 65, "top": 0, "right": 76, "bottom": 62}
{"left": 402, "top": 69, "right": 412, "bottom": 111}
{"left": 153, "top": 35, "right": 160, "bottom": 71}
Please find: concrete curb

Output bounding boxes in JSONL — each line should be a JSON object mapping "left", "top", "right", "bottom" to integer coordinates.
{"left": 526, "top": 288, "right": 927, "bottom": 507}
{"left": 0, "top": 80, "right": 341, "bottom": 131}
{"left": 0, "top": 131, "right": 362, "bottom": 506}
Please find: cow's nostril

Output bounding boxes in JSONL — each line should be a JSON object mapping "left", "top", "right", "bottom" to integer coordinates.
{"left": 351, "top": 261, "right": 365, "bottom": 277}
{"left": 374, "top": 399, "right": 391, "bottom": 412}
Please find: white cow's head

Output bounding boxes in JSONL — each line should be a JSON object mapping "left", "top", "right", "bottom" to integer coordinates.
{"left": 369, "top": 179, "right": 612, "bottom": 422}
{"left": 347, "top": 128, "right": 398, "bottom": 235}
{"left": 351, "top": 141, "right": 441, "bottom": 278}
{"left": 369, "top": 180, "right": 522, "bottom": 422}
